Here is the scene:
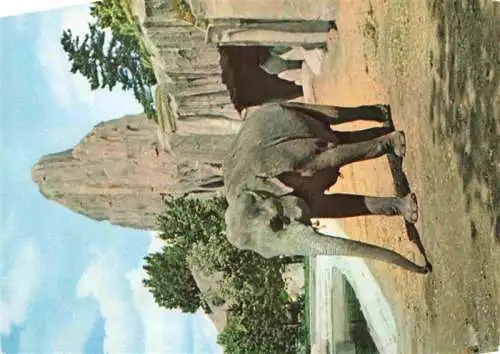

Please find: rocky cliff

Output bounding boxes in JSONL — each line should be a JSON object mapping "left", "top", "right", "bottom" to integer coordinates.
{"left": 190, "top": 266, "right": 228, "bottom": 331}
{"left": 32, "top": 113, "right": 237, "bottom": 230}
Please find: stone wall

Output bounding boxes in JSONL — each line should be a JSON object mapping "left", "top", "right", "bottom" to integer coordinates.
{"left": 133, "top": 0, "right": 313, "bottom": 123}
{"left": 137, "top": 0, "right": 242, "bottom": 122}
{"left": 189, "top": 0, "right": 338, "bottom": 20}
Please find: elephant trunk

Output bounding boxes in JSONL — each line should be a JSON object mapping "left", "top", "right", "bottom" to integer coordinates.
{"left": 288, "top": 227, "right": 428, "bottom": 273}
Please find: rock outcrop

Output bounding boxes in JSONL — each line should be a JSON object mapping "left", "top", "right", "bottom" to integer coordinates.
{"left": 190, "top": 266, "right": 228, "bottom": 331}
{"left": 32, "top": 114, "right": 237, "bottom": 230}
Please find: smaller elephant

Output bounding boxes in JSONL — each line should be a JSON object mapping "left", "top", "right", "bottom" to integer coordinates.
{"left": 223, "top": 102, "right": 430, "bottom": 273}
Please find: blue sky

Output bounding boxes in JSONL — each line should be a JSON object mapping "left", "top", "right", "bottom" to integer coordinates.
{"left": 0, "top": 5, "right": 221, "bottom": 353}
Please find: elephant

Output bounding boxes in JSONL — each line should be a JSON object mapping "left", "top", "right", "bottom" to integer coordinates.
{"left": 223, "top": 101, "right": 430, "bottom": 274}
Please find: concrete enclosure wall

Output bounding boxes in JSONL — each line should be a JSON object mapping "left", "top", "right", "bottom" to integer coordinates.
{"left": 189, "top": 0, "right": 338, "bottom": 20}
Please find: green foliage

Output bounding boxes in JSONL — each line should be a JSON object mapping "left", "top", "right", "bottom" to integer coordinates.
{"left": 156, "top": 195, "right": 228, "bottom": 247}
{"left": 142, "top": 196, "right": 226, "bottom": 313}
{"left": 173, "top": 0, "right": 196, "bottom": 24}
{"left": 91, "top": 0, "right": 137, "bottom": 37}
{"left": 218, "top": 298, "right": 304, "bottom": 354}
{"left": 215, "top": 259, "right": 303, "bottom": 354}
{"left": 301, "top": 257, "right": 311, "bottom": 354}
{"left": 60, "top": 0, "right": 157, "bottom": 118}
{"left": 143, "top": 195, "right": 305, "bottom": 353}
{"left": 211, "top": 244, "right": 304, "bottom": 354}
{"left": 142, "top": 246, "right": 203, "bottom": 313}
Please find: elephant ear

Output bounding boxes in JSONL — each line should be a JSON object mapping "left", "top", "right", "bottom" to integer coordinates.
{"left": 249, "top": 175, "right": 294, "bottom": 197}
{"left": 279, "top": 195, "right": 311, "bottom": 222}
{"left": 224, "top": 191, "right": 254, "bottom": 249}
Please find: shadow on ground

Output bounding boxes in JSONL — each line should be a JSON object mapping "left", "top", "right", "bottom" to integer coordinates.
{"left": 428, "top": 0, "right": 500, "bottom": 241}
{"left": 387, "top": 152, "right": 433, "bottom": 271}
{"left": 381, "top": 108, "right": 433, "bottom": 270}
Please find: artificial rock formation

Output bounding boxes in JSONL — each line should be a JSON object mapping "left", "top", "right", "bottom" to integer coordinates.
{"left": 32, "top": 114, "right": 236, "bottom": 230}
{"left": 190, "top": 266, "right": 228, "bottom": 331}
{"left": 137, "top": 0, "right": 241, "bottom": 121}
{"left": 133, "top": 0, "right": 304, "bottom": 123}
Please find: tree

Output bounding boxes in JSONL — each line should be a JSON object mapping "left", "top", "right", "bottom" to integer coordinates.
{"left": 217, "top": 301, "right": 302, "bottom": 354}
{"left": 155, "top": 195, "right": 228, "bottom": 247}
{"left": 60, "top": 0, "right": 157, "bottom": 118}
{"left": 143, "top": 195, "right": 306, "bottom": 353}
{"left": 90, "top": 0, "right": 137, "bottom": 37}
{"left": 142, "top": 196, "right": 227, "bottom": 312}
{"left": 143, "top": 245, "right": 208, "bottom": 313}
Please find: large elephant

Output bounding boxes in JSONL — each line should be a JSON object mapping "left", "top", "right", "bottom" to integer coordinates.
{"left": 223, "top": 102, "right": 430, "bottom": 273}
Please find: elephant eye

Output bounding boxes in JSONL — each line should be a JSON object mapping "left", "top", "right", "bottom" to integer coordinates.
{"left": 269, "top": 215, "right": 284, "bottom": 231}
{"left": 269, "top": 215, "right": 290, "bottom": 231}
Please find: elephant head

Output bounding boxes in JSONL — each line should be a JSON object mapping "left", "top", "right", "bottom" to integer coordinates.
{"left": 225, "top": 181, "right": 429, "bottom": 274}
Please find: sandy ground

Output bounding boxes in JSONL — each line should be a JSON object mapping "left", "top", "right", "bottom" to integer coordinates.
{"left": 310, "top": 0, "right": 500, "bottom": 353}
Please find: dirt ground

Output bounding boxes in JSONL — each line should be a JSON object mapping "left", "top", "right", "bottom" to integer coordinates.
{"left": 312, "top": 0, "right": 500, "bottom": 353}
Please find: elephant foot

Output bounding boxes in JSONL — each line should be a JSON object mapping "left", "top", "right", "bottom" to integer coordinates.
{"left": 390, "top": 131, "right": 406, "bottom": 157}
{"left": 400, "top": 193, "right": 418, "bottom": 223}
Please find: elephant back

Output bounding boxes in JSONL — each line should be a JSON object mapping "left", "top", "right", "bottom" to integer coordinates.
{"left": 242, "top": 103, "right": 317, "bottom": 143}
{"left": 224, "top": 103, "right": 334, "bottom": 198}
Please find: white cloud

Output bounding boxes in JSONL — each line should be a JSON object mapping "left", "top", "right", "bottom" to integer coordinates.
{"left": 127, "top": 232, "right": 221, "bottom": 353}
{"left": 75, "top": 232, "right": 221, "bottom": 353}
{"left": 126, "top": 232, "right": 186, "bottom": 353}
{"left": 0, "top": 210, "right": 16, "bottom": 253}
{"left": 76, "top": 251, "right": 142, "bottom": 353}
{"left": 126, "top": 268, "right": 189, "bottom": 353}
{"left": 0, "top": 238, "right": 41, "bottom": 335}
{"left": 148, "top": 231, "right": 165, "bottom": 253}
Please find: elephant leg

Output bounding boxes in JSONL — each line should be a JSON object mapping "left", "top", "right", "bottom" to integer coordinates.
{"left": 281, "top": 101, "right": 390, "bottom": 125}
{"left": 334, "top": 126, "right": 394, "bottom": 144}
{"left": 278, "top": 168, "right": 340, "bottom": 197}
{"left": 307, "top": 192, "right": 419, "bottom": 223}
{"left": 298, "top": 131, "right": 406, "bottom": 175}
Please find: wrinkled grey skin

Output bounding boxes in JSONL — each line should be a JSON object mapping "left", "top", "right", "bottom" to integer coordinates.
{"left": 224, "top": 102, "right": 429, "bottom": 273}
